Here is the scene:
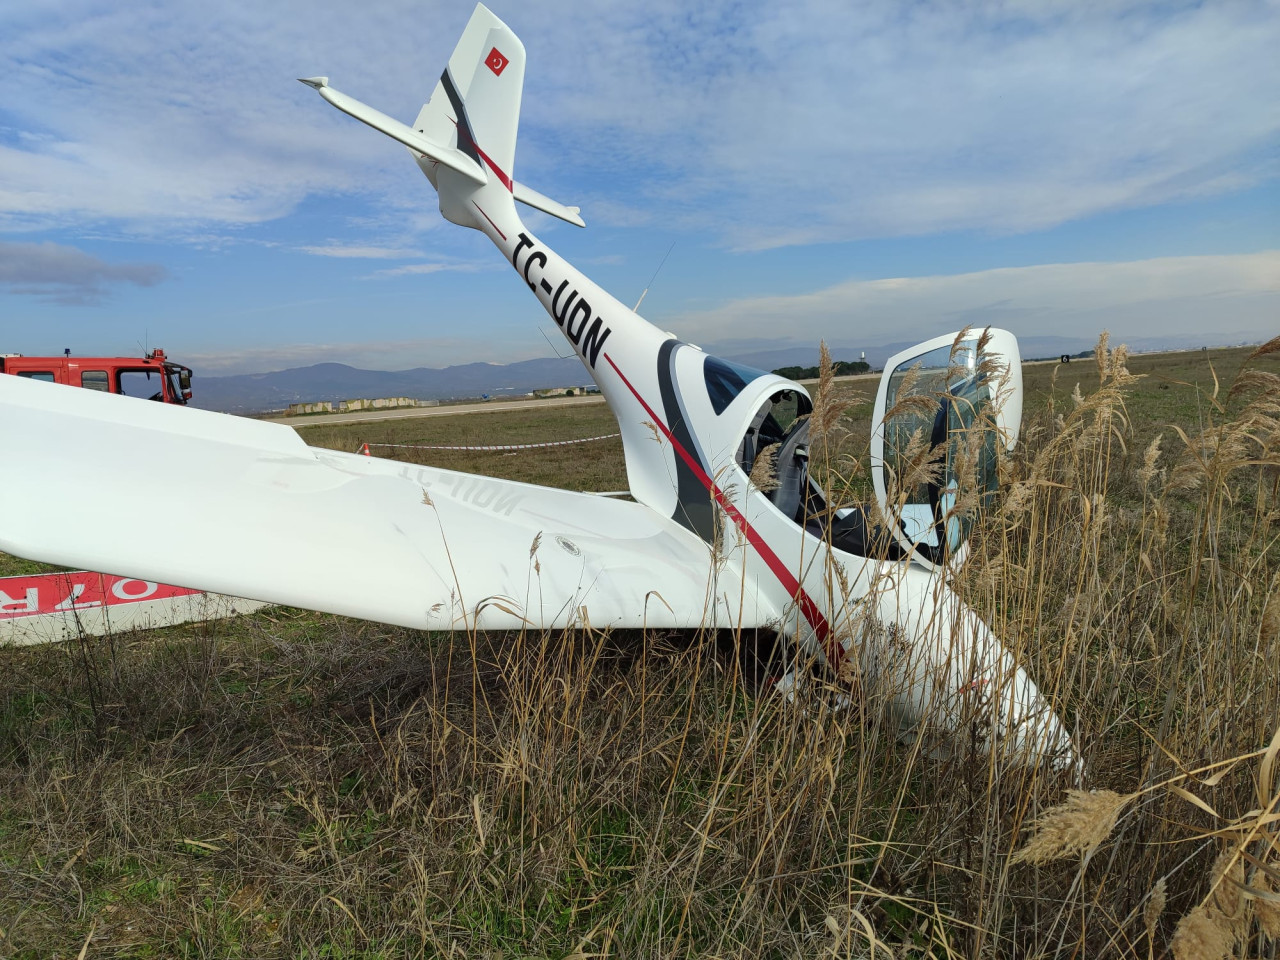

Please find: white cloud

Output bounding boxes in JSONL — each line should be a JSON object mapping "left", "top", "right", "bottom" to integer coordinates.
{"left": 525, "top": 0, "right": 1280, "bottom": 248}
{"left": 0, "top": 1, "right": 1275, "bottom": 248}
{"left": 183, "top": 335, "right": 527, "bottom": 374}
{"left": 0, "top": 1, "right": 435, "bottom": 232}
{"left": 678, "top": 251, "right": 1280, "bottom": 348}
{"left": 367, "top": 260, "right": 487, "bottom": 278}
{"left": 145, "top": 251, "right": 1280, "bottom": 375}
{"left": 0, "top": 239, "right": 166, "bottom": 303}
{"left": 298, "top": 244, "right": 423, "bottom": 259}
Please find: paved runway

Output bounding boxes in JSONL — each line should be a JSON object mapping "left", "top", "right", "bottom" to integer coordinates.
{"left": 264, "top": 369, "right": 901, "bottom": 428}
{"left": 263, "top": 364, "right": 1068, "bottom": 429}
{"left": 266, "top": 393, "right": 607, "bottom": 427}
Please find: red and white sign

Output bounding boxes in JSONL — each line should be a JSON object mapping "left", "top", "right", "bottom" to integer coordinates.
{"left": 0, "top": 570, "right": 268, "bottom": 646}
{"left": 485, "top": 47, "right": 509, "bottom": 76}
{"left": 0, "top": 576, "right": 202, "bottom": 619}
{"left": 0, "top": 571, "right": 202, "bottom": 619}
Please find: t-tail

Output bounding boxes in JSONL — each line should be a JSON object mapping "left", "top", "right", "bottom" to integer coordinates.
{"left": 302, "top": 3, "right": 691, "bottom": 513}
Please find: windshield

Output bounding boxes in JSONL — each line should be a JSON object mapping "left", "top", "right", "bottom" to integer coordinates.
{"left": 881, "top": 342, "right": 999, "bottom": 563}
{"left": 703, "top": 355, "right": 767, "bottom": 415}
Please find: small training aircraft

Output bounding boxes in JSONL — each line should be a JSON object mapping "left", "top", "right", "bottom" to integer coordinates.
{"left": 0, "top": 5, "right": 1077, "bottom": 770}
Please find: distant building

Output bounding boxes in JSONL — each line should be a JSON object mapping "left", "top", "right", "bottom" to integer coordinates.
{"left": 286, "top": 401, "right": 335, "bottom": 415}
{"left": 533, "top": 386, "right": 596, "bottom": 398}
{"left": 340, "top": 397, "right": 428, "bottom": 412}
{"left": 285, "top": 397, "right": 438, "bottom": 416}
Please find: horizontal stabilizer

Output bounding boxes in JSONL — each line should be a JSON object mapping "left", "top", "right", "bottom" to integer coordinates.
{"left": 300, "top": 77, "right": 487, "bottom": 186}
{"left": 513, "top": 180, "right": 585, "bottom": 228}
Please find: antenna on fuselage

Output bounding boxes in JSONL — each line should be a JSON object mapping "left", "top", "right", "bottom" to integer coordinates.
{"left": 633, "top": 242, "right": 676, "bottom": 313}
{"left": 540, "top": 327, "right": 574, "bottom": 360}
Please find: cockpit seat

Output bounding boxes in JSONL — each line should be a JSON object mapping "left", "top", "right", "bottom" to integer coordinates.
{"left": 768, "top": 417, "right": 811, "bottom": 523}
{"left": 769, "top": 416, "right": 911, "bottom": 559}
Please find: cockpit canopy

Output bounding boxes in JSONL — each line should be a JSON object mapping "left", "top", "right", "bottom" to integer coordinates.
{"left": 724, "top": 330, "right": 1021, "bottom": 572}
{"left": 872, "top": 329, "right": 1021, "bottom": 569}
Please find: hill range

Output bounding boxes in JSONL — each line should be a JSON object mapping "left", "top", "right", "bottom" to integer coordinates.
{"left": 188, "top": 333, "right": 1229, "bottom": 414}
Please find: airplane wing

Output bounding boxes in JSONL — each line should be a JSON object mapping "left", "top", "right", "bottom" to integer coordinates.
{"left": 0, "top": 376, "right": 777, "bottom": 632}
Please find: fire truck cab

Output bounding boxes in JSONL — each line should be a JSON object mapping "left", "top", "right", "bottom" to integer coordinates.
{"left": 0, "top": 349, "right": 193, "bottom": 404}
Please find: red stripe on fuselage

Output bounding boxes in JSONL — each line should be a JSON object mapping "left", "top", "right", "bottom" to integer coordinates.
{"left": 472, "top": 202, "right": 506, "bottom": 241}
{"left": 446, "top": 114, "right": 513, "bottom": 192}
{"left": 473, "top": 144, "right": 513, "bottom": 192}
{"left": 602, "top": 352, "right": 836, "bottom": 657}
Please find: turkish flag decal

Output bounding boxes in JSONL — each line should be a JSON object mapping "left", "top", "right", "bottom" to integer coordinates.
{"left": 485, "top": 47, "right": 509, "bottom": 76}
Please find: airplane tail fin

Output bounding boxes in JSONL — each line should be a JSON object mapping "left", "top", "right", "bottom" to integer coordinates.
{"left": 414, "top": 4, "right": 524, "bottom": 195}
{"left": 302, "top": 3, "right": 583, "bottom": 229}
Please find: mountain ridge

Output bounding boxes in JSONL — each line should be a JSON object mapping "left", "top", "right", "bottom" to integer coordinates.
{"left": 189, "top": 333, "right": 1244, "bottom": 413}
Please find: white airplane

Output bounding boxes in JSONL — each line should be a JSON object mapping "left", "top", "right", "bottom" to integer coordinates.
{"left": 0, "top": 5, "right": 1077, "bottom": 770}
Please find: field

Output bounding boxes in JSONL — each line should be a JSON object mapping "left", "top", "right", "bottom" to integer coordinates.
{"left": 3, "top": 341, "right": 1280, "bottom": 958}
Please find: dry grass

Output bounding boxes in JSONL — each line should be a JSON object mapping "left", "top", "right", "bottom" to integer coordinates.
{"left": 2, "top": 342, "right": 1280, "bottom": 958}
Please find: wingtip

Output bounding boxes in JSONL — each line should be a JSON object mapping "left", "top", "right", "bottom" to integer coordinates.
{"left": 298, "top": 76, "right": 329, "bottom": 90}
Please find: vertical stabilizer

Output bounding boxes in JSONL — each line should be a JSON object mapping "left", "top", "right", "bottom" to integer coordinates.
{"left": 414, "top": 4, "right": 524, "bottom": 194}
{"left": 303, "top": 4, "right": 583, "bottom": 227}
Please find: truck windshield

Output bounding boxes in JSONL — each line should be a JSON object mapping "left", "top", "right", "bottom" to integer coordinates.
{"left": 118, "top": 369, "right": 166, "bottom": 401}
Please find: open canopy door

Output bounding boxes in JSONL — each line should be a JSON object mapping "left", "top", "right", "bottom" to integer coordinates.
{"left": 870, "top": 329, "right": 1022, "bottom": 571}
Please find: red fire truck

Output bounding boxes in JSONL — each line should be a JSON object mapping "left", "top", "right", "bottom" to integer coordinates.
{"left": 0, "top": 349, "right": 193, "bottom": 404}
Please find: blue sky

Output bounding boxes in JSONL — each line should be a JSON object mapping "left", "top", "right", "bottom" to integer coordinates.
{"left": 2, "top": 0, "right": 1277, "bottom": 374}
